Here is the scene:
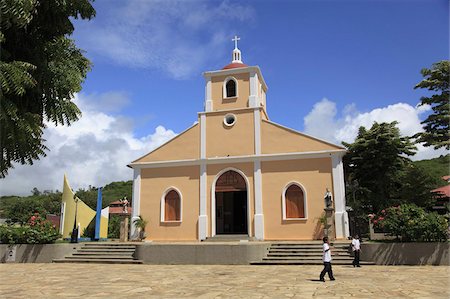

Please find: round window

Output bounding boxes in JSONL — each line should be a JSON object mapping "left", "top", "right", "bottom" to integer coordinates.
{"left": 224, "top": 114, "right": 236, "bottom": 127}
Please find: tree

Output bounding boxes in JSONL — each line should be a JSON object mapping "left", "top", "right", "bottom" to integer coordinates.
{"left": 0, "top": 0, "right": 95, "bottom": 177}
{"left": 398, "top": 164, "right": 440, "bottom": 209}
{"left": 414, "top": 60, "right": 450, "bottom": 150}
{"left": 343, "top": 122, "right": 416, "bottom": 213}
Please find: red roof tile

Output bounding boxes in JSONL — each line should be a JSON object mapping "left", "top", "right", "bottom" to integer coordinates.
{"left": 432, "top": 185, "right": 450, "bottom": 197}
{"left": 222, "top": 62, "right": 248, "bottom": 70}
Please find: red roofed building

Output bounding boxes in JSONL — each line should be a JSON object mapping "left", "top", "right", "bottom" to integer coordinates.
{"left": 431, "top": 176, "right": 450, "bottom": 213}
{"left": 108, "top": 200, "right": 132, "bottom": 216}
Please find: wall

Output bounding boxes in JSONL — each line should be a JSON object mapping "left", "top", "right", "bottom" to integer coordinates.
{"left": 140, "top": 166, "right": 200, "bottom": 241}
{"left": 262, "top": 158, "right": 333, "bottom": 240}
{"left": 361, "top": 242, "right": 449, "bottom": 265}
{"left": 211, "top": 73, "right": 250, "bottom": 111}
{"left": 206, "top": 110, "right": 255, "bottom": 157}
{"left": 135, "top": 242, "right": 269, "bottom": 265}
{"left": 0, "top": 244, "right": 75, "bottom": 263}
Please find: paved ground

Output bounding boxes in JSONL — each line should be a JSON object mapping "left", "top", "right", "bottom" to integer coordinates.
{"left": 0, "top": 264, "right": 448, "bottom": 298}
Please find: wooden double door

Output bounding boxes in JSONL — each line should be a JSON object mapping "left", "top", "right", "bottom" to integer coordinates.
{"left": 215, "top": 170, "right": 248, "bottom": 235}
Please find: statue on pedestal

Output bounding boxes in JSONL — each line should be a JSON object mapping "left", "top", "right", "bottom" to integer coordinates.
{"left": 324, "top": 188, "right": 333, "bottom": 209}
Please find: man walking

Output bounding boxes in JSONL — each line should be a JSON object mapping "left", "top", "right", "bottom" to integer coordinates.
{"left": 319, "top": 236, "right": 335, "bottom": 282}
{"left": 351, "top": 235, "right": 361, "bottom": 267}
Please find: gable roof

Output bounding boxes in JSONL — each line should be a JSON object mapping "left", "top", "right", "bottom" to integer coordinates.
{"left": 261, "top": 119, "right": 345, "bottom": 154}
{"left": 130, "top": 123, "right": 199, "bottom": 165}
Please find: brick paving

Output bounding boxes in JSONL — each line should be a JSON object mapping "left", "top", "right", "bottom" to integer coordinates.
{"left": 0, "top": 264, "right": 448, "bottom": 298}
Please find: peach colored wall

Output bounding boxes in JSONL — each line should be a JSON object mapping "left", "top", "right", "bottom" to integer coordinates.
{"left": 206, "top": 110, "right": 255, "bottom": 157}
{"left": 206, "top": 163, "right": 254, "bottom": 237}
{"left": 211, "top": 73, "right": 250, "bottom": 111}
{"left": 140, "top": 166, "right": 199, "bottom": 241}
{"left": 135, "top": 124, "right": 199, "bottom": 162}
{"left": 261, "top": 120, "right": 342, "bottom": 154}
{"left": 261, "top": 158, "right": 333, "bottom": 240}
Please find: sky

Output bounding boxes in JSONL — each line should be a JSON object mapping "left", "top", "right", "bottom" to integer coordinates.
{"left": 0, "top": 0, "right": 448, "bottom": 196}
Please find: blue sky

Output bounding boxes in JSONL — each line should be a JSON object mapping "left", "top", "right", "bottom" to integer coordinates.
{"left": 0, "top": 0, "right": 448, "bottom": 195}
{"left": 73, "top": 0, "right": 448, "bottom": 134}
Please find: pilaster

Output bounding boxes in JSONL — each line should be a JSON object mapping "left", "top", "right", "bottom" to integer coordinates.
{"left": 331, "top": 153, "right": 350, "bottom": 239}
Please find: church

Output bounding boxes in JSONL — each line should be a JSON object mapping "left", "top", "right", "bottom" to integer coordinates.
{"left": 129, "top": 37, "right": 349, "bottom": 241}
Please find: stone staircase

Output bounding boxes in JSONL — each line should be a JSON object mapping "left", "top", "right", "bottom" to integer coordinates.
{"left": 53, "top": 243, "right": 143, "bottom": 264}
{"left": 251, "top": 241, "right": 373, "bottom": 265}
{"left": 203, "top": 234, "right": 254, "bottom": 242}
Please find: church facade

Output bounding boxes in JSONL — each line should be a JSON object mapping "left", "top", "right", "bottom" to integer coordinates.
{"left": 129, "top": 40, "right": 350, "bottom": 241}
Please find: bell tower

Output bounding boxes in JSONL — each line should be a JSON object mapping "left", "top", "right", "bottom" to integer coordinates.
{"left": 203, "top": 36, "right": 268, "bottom": 116}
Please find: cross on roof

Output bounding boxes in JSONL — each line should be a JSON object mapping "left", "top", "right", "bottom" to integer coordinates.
{"left": 232, "top": 35, "right": 240, "bottom": 49}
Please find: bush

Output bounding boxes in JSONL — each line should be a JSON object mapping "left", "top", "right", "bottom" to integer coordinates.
{"left": 370, "top": 204, "right": 448, "bottom": 242}
{"left": 0, "top": 213, "right": 60, "bottom": 244}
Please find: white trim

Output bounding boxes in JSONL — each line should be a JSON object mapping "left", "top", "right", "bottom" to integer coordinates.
{"left": 160, "top": 187, "right": 183, "bottom": 223}
{"left": 281, "top": 181, "right": 308, "bottom": 221}
{"left": 223, "top": 113, "right": 237, "bottom": 127}
{"left": 130, "top": 168, "right": 141, "bottom": 238}
{"left": 253, "top": 160, "right": 264, "bottom": 240}
{"left": 199, "top": 113, "right": 207, "bottom": 240}
{"left": 200, "top": 114, "right": 206, "bottom": 159}
{"left": 129, "top": 149, "right": 346, "bottom": 169}
{"left": 249, "top": 71, "right": 259, "bottom": 108}
{"left": 223, "top": 76, "right": 238, "bottom": 99}
{"left": 211, "top": 168, "right": 251, "bottom": 237}
{"left": 254, "top": 110, "right": 261, "bottom": 155}
{"left": 331, "top": 154, "right": 349, "bottom": 239}
{"left": 205, "top": 77, "right": 213, "bottom": 112}
{"left": 203, "top": 66, "right": 268, "bottom": 92}
{"left": 199, "top": 163, "right": 207, "bottom": 240}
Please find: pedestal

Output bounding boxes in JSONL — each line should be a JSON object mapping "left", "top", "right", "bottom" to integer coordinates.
{"left": 324, "top": 208, "right": 335, "bottom": 241}
{"left": 119, "top": 216, "right": 129, "bottom": 242}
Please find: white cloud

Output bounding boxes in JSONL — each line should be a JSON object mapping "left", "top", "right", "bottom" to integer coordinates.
{"left": 77, "top": 0, "right": 255, "bottom": 79}
{"left": 303, "top": 99, "right": 448, "bottom": 160}
{"left": 0, "top": 92, "right": 176, "bottom": 196}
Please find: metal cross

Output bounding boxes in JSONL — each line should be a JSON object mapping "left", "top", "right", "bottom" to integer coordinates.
{"left": 232, "top": 35, "right": 240, "bottom": 49}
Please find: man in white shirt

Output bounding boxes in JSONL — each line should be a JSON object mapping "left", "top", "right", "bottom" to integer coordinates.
{"left": 351, "top": 235, "right": 361, "bottom": 267}
{"left": 319, "top": 236, "right": 335, "bottom": 282}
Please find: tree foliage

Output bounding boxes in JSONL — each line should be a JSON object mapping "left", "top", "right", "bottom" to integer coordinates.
{"left": 370, "top": 204, "right": 448, "bottom": 242}
{"left": 0, "top": 0, "right": 95, "bottom": 177}
{"left": 343, "top": 122, "right": 417, "bottom": 213}
{"left": 414, "top": 60, "right": 450, "bottom": 150}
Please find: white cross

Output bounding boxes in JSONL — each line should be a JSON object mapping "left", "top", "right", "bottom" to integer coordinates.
{"left": 232, "top": 35, "right": 240, "bottom": 49}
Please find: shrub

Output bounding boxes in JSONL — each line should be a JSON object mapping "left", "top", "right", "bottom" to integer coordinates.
{"left": 0, "top": 213, "right": 60, "bottom": 244}
{"left": 371, "top": 204, "right": 448, "bottom": 242}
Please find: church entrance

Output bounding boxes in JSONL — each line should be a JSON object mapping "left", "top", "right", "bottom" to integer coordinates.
{"left": 215, "top": 170, "right": 248, "bottom": 235}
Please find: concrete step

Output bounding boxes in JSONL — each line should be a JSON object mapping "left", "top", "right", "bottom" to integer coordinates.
{"left": 263, "top": 256, "right": 353, "bottom": 261}
{"left": 53, "top": 242, "right": 142, "bottom": 265}
{"left": 204, "top": 235, "right": 253, "bottom": 242}
{"left": 53, "top": 258, "right": 144, "bottom": 264}
{"left": 251, "top": 260, "right": 374, "bottom": 265}
{"left": 267, "top": 253, "right": 350, "bottom": 257}
{"left": 66, "top": 255, "right": 135, "bottom": 260}
{"left": 77, "top": 249, "right": 136, "bottom": 253}
{"left": 73, "top": 252, "right": 133, "bottom": 256}
{"left": 79, "top": 246, "right": 136, "bottom": 250}
{"left": 268, "top": 249, "right": 349, "bottom": 254}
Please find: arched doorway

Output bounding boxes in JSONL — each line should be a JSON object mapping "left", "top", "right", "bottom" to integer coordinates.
{"left": 215, "top": 170, "right": 248, "bottom": 235}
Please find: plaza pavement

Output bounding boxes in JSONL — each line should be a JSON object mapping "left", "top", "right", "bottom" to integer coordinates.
{"left": 0, "top": 264, "right": 448, "bottom": 298}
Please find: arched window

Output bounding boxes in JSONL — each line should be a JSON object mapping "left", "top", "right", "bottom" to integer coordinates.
{"left": 161, "top": 189, "right": 182, "bottom": 222}
{"left": 225, "top": 79, "right": 236, "bottom": 98}
{"left": 283, "top": 183, "right": 307, "bottom": 220}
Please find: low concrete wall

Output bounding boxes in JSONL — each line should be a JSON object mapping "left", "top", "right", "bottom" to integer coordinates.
{"left": 361, "top": 242, "right": 449, "bottom": 265}
{"left": 0, "top": 244, "right": 76, "bottom": 263}
{"left": 136, "top": 242, "right": 270, "bottom": 265}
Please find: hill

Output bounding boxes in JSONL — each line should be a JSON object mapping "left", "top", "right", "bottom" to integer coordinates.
{"left": 413, "top": 154, "right": 449, "bottom": 187}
